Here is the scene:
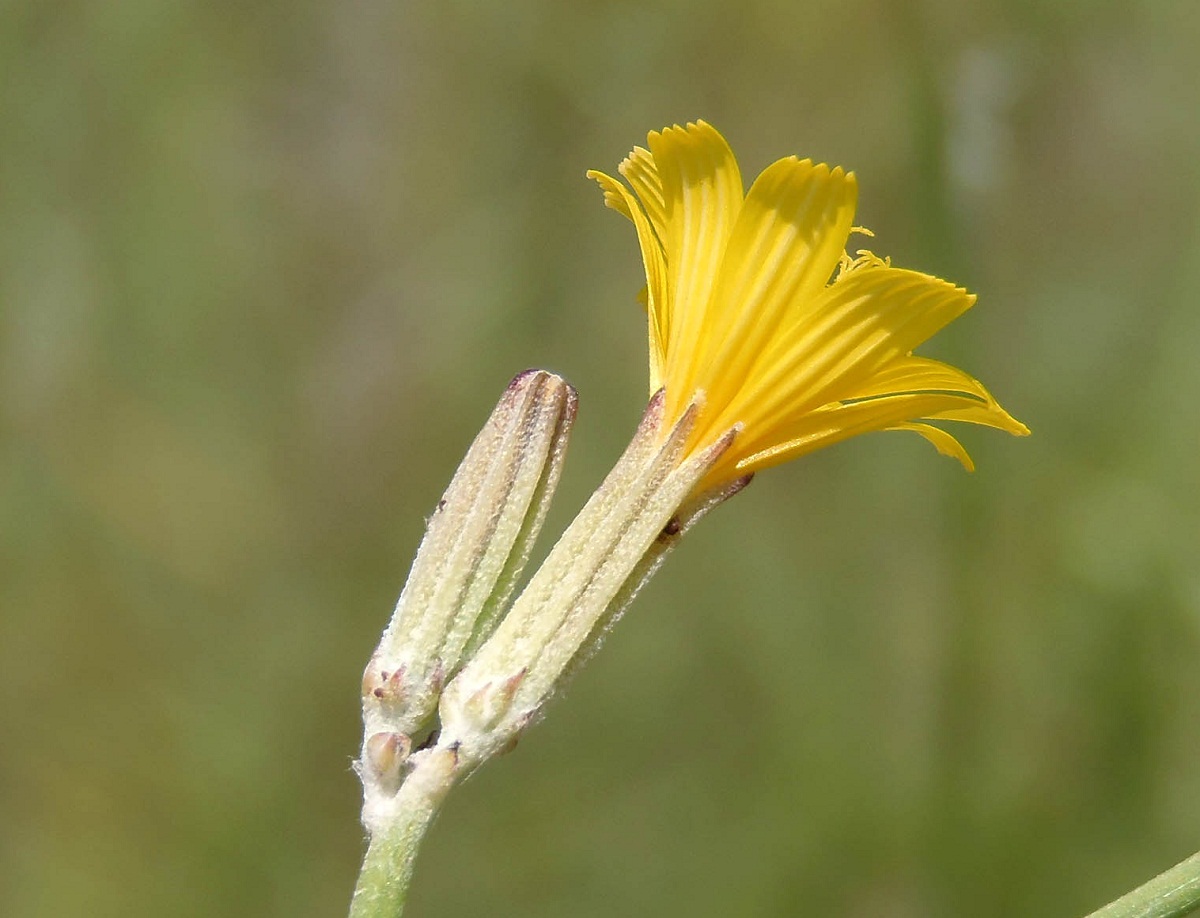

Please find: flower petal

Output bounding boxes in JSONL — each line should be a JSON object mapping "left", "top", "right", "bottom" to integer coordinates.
{"left": 847, "top": 355, "right": 994, "bottom": 400}
{"left": 887, "top": 422, "right": 975, "bottom": 471}
{"left": 923, "top": 401, "right": 1031, "bottom": 436}
{"left": 709, "top": 267, "right": 977, "bottom": 441}
{"left": 588, "top": 169, "right": 670, "bottom": 391}
{"left": 619, "top": 145, "right": 668, "bottom": 248}
{"left": 841, "top": 356, "right": 1029, "bottom": 436}
{"left": 866, "top": 359, "right": 1030, "bottom": 437}
{"left": 681, "top": 157, "right": 858, "bottom": 437}
{"left": 648, "top": 122, "right": 743, "bottom": 387}
{"left": 726, "top": 388, "right": 994, "bottom": 478}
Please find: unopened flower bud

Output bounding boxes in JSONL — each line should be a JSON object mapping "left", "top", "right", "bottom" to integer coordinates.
{"left": 361, "top": 369, "right": 576, "bottom": 754}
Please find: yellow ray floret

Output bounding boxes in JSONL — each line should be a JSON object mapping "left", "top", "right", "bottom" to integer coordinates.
{"left": 587, "top": 120, "right": 1029, "bottom": 488}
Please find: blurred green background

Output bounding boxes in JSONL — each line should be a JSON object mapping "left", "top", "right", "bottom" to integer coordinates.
{"left": 3, "top": 1, "right": 1199, "bottom": 915}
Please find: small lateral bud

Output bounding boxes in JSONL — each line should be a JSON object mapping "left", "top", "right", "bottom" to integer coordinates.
{"left": 364, "top": 732, "right": 412, "bottom": 794}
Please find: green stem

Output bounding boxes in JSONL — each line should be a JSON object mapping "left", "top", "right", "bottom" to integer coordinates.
{"left": 1087, "top": 851, "right": 1200, "bottom": 918}
{"left": 348, "top": 810, "right": 432, "bottom": 918}
{"left": 348, "top": 756, "right": 452, "bottom": 918}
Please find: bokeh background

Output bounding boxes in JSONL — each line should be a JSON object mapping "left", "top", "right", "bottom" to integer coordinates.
{"left": 4, "top": 1, "right": 1199, "bottom": 916}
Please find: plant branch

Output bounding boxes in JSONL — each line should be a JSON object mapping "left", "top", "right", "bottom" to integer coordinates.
{"left": 1086, "top": 850, "right": 1200, "bottom": 918}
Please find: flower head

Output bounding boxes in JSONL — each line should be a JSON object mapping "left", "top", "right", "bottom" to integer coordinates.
{"left": 588, "top": 120, "right": 1028, "bottom": 488}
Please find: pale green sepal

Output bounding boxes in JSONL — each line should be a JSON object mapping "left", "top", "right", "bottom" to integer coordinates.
{"left": 562, "top": 470, "right": 755, "bottom": 681}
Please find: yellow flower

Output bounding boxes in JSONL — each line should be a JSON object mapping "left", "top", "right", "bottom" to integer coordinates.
{"left": 588, "top": 121, "right": 1028, "bottom": 489}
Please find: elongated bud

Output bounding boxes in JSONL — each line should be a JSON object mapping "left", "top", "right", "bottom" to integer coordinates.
{"left": 361, "top": 370, "right": 577, "bottom": 751}
{"left": 436, "top": 391, "right": 743, "bottom": 769}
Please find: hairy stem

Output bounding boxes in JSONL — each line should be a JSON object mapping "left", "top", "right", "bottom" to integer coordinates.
{"left": 1086, "top": 850, "right": 1200, "bottom": 918}
{"left": 349, "top": 749, "right": 457, "bottom": 918}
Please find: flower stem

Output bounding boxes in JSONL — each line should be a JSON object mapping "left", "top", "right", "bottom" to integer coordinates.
{"left": 1086, "top": 851, "right": 1200, "bottom": 918}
